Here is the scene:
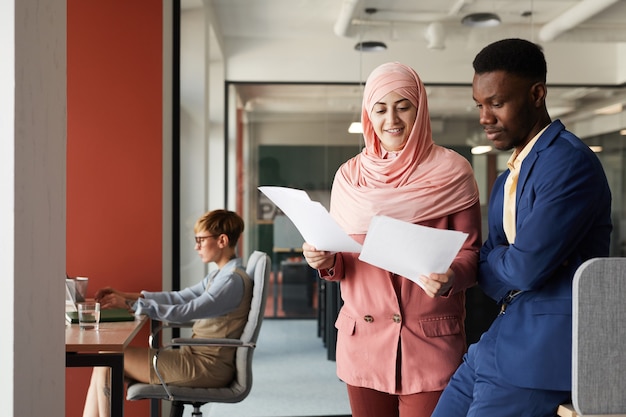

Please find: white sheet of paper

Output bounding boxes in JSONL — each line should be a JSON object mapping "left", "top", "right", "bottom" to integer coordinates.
{"left": 258, "top": 186, "right": 362, "bottom": 253}
{"left": 358, "top": 215, "right": 468, "bottom": 288}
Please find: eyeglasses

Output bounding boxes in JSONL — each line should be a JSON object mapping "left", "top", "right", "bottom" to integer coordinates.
{"left": 194, "top": 235, "right": 218, "bottom": 245}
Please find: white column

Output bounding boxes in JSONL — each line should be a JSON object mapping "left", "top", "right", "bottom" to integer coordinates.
{"left": 180, "top": 6, "right": 210, "bottom": 287}
{"left": 0, "top": 0, "right": 66, "bottom": 416}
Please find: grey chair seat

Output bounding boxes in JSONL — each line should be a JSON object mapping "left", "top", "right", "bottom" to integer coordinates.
{"left": 126, "top": 378, "right": 249, "bottom": 404}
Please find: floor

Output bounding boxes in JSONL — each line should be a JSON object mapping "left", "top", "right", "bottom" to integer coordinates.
{"left": 203, "top": 318, "right": 352, "bottom": 417}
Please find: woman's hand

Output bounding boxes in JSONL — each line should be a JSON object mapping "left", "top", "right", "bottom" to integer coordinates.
{"left": 419, "top": 268, "right": 455, "bottom": 298}
{"left": 302, "top": 242, "right": 336, "bottom": 270}
{"left": 95, "top": 287, "right": 140, "bottom": 310}
{"left": 94, "top": 286, "right": 119, "bottom": 301}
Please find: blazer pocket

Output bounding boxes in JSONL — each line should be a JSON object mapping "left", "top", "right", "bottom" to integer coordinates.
{"left": 420, "top": 316, "right": 461, "bottom": 337}
{"left": 335, "top": 311, "right": 356, "bottom": 335}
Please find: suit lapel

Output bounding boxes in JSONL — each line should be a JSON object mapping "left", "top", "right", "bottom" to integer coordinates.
{"left": 515, "top": 120, "right": 565, "bottom": 201}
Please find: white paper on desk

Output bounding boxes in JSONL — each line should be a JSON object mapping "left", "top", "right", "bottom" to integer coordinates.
{"left": 258, "top": 186, "right": 362, "bottom": 253}
{"left": 358, "top": 215, "right": 468, "bottom": 289}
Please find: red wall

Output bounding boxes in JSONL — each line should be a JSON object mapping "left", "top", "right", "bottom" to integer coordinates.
{"left": 66, "top": 1, "right": 163, "bottom": 416}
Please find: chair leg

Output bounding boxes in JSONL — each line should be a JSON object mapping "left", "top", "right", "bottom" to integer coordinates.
{"left": 169, "top": 401, "right": 185, "bottom": 417}
{"left": 191, "top": 402, "right": 204, "bottom": 416}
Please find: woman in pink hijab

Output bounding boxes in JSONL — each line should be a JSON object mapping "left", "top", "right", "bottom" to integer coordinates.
{"left": 303, "top": 62, "right": 482, "bottom": 417}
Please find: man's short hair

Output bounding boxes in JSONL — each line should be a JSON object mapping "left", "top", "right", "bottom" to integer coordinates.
{"left": 473, "top": 38, "right": 547, "bottom": 83}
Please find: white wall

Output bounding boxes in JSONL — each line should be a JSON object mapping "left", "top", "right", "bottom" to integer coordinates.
{"left": 179, "top": 6, "right": 228, "bottom": 289}
{"left": 208, "top": 22, "right": 226, "bottom": 212}
{"left": 180, "top": 7, "right": 211, "bottom": 286}
{"left": 0, "top": 1, "right": 16, "bottom": 414}
{"left": 1, "top": 1, "right": 67, "bottom": 416}
{"left": 617, "top": 43, "right": 626, "bottom": 84}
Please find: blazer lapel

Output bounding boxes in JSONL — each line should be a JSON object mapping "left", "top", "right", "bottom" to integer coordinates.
{"left": 515, "top": 120, "right": 565, "bottom": 201}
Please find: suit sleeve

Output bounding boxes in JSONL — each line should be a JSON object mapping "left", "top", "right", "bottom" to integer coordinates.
{"left": 480, "top": 144, "right": 608, "bottom": 296}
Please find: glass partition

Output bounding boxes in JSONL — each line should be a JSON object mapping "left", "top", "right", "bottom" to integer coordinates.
{"left": 229, "top": 82, "right": 482, "bottom": 319}
{"left": 228, "top": 82, "right": 626, "bottom": 322}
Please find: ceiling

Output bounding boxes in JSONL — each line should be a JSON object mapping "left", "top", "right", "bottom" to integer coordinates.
{"left": 182, "top": 0, "right": 626, "bottom": 143}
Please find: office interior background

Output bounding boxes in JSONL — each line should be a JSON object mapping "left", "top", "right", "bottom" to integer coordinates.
{"left": 4, "top": 0, "right": 626, "bottom": 416}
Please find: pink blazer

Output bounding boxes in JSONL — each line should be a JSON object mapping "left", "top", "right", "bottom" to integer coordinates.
{"left": 323, "top": 201, "right": 482, "bottom": 394}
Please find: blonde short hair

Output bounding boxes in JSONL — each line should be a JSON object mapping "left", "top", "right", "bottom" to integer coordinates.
{"left": 194, "top": 209, "right": 244, "bottom": 248}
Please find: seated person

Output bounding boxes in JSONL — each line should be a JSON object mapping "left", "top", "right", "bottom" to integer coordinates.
{"left": 82, "top": 209, "right": 252, "bottom": 417}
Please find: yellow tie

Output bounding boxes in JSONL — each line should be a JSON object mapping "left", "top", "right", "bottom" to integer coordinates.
{"left": 503, "top": 157, "right": 519, "bottom": 244}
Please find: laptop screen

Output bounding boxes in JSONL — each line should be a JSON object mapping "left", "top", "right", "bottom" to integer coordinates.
{"left": 65, "top": 278, "right": 79, "bottom": 311}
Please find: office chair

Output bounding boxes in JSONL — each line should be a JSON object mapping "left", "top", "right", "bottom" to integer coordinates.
{"left": 126, "top": 250, "right": 271, "bottom": 417}
{"left": 557, "top": 257, "right": 626, "bottom": 417}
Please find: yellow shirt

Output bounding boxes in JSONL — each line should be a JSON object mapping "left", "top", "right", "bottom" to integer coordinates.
{"left": 503, "top": 125, "right": 549, "bottom": 244}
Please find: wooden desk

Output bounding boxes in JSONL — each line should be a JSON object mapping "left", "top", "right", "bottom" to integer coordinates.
{"left": 66, "top": 316, "right": 149, "bottom": 417}
{"left": 558, "top": 404, "right": 578, "bottom": 417}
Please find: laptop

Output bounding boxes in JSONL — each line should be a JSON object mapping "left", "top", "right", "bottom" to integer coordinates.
{"left": 65, "top": 277, "right": 135, "bottom": 323}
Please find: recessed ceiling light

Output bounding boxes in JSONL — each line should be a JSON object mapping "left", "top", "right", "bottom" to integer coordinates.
{"left": 354, "top": 41, "right": 387, "bottom": 52}
{"left": 461, "top": 12, "right": 501, "bottom": 28}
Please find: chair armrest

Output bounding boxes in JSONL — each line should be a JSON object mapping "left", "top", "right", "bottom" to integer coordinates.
{"left": 161, "top": 321, "right": 195, "bottom": 329}
{"left": 148, "top": 321, "right": 194, "bottom": 348}
{"left": 169, "top": 337, "right": 255, "bottom": 348}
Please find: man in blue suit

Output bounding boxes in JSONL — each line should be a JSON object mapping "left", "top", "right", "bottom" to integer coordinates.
{"left": 432, "top": 38, "right": 612, "bottom": 416}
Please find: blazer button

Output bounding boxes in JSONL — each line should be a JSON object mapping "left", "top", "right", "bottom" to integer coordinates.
{"left": 364, "top": 315, "right": 374, "bottom": 323}
{"left": 392, "top": 313, "right": 401, "bottom": 323}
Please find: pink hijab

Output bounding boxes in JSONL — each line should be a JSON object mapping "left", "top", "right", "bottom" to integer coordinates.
{"left": 330, "top": 62, "right": 479, "bottom": 234}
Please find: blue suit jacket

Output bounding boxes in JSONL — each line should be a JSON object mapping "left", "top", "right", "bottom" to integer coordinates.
{"left": 479, "top": 120, "right": 612, "bottom": 391}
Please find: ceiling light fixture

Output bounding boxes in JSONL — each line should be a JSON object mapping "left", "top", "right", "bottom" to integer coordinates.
{"left": 354, "top": 41, "right": 387, "bottom": 52}
{"left": 348, "top": 122, "right": 363, "bottom": 134}
{"left": 425, "top": 22, "right": 446, "bottom": 50}
{"left": 461, "top": 12, "right": 501, "bottom": 28}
